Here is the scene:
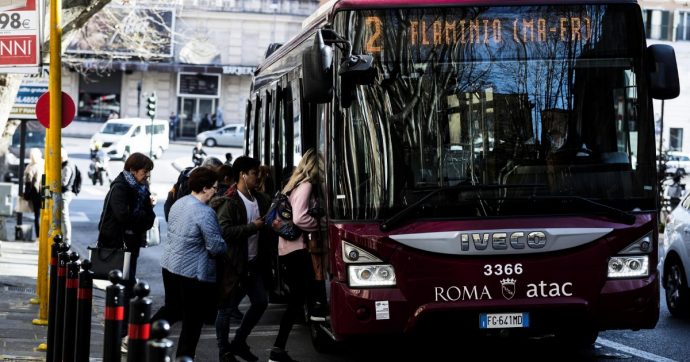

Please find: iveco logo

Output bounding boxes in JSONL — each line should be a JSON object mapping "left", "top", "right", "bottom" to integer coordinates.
{"left": 459, "top": 231, "right": 547, "bottom": 251}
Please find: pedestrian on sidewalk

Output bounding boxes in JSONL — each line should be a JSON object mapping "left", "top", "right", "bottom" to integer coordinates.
{"left": 270, "top": 149, "right": 323, "bottom": 362}
{"left": 169, "top": 112, "right": 179, "bottom": 141}
{"left": 151, "top": 167, "right": 227, "bottom": 360}
{"left": 22, "top": 148, "right": 43, "bottom": 238}
{"left": 97, "top": 152, "right": 156, "bottom": 352}
{"left": 61, "top": 149, "right": 77, "bottom": 245}
{"left": 215, "top": 156, "right": 273, "bottom": 362}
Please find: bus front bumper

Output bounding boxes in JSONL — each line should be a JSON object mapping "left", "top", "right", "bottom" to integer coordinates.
{"left": 329, "top": 273, "right": 659, "bottom": 339}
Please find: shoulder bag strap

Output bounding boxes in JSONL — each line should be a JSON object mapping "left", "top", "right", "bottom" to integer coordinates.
{"left": 98, "top": 188, "right": 113, "bottom": 234}
{"left": 310, "top": 181, "right": 323, "bottom": 243}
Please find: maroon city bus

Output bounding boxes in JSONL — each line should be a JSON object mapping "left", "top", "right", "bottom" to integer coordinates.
{"left": 246, "top": 0, "right": 680, "bottom": 351}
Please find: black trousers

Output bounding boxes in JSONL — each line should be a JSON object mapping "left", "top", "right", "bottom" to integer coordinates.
{"left": 122, "top": 252, "right": 139, "bottom": 338}
{"left": 151, "top": 268, "right": 216, "bottom": 359}
{"left": 275, "top": 249, "right": 314, "bottom": 349}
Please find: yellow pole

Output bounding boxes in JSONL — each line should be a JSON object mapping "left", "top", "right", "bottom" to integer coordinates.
{"left": 33, "top": 0, "right": 63, "bottom": 346}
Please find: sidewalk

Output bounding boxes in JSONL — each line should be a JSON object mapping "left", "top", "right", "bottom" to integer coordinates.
{"left": 0, "top": 239, "right": 106, "bottom": 361}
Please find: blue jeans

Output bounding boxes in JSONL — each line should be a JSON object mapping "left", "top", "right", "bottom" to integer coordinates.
{"left": 216, "top": 261, "right": 268, "bottom": 351}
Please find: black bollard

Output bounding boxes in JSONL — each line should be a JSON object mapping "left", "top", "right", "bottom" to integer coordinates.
{"left": 103, "top": 270, "right": 125, "bottom": 362}
{"left": 52, "top": 241, "right": 70, "bottom": 362}
{"left": 75, "top": 259, "right": 94, "bottom": 362}
{"left": 127, "top": 282, "right": 152, "bottom": 362}
{"left": 46, "top": 234, "right": 63, "bottom": 362}
{"left": 62, "top": 252, "right": 80, "bottom": 362}
{"left": 146, "top": 320, "right": 173, "bottom": 362}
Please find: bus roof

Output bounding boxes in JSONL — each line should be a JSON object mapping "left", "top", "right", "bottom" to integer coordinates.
{"left": 256, "top": 0, "right": 639, "bottom": 75}
{"left": 302, "top": 0, "right": 639, "bottom": 29}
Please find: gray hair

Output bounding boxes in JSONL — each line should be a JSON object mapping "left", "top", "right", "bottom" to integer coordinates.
{"left": 202, "top": 156, "right": 223, "bottom": 168}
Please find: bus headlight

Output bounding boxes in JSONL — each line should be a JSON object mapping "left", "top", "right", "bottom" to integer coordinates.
{"left": 348, "top": 265, "right": 396, "bottom": 287}
{"left": 607, "top": 256, "right": 649, "bottom": 278}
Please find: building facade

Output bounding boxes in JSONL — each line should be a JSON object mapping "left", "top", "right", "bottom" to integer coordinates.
{"left": 639, "top": 0, "right": 690, "bottom": 153}
{"left": 61, "top": 0, "right": 319, "bottom": 138}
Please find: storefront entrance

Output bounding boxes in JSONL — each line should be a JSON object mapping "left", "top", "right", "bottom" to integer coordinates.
{"left": 176, "top": 72, "right": 221, "bottom": 138}
{"left": 177, "top": 97, "right": 217, "bottom": 138}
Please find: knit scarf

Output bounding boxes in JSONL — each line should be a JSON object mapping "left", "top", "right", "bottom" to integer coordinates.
{"left": 123, "top": 171, "right": 150, "bottom": 218}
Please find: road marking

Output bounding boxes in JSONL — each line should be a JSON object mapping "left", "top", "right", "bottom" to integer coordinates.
{"left": 597, "top": 337, "right": 677, "bottom": 362}
{"left": 70, "top": 211, "right": 90, "bottom": 223}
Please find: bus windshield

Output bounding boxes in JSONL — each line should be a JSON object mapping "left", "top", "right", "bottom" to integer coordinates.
{"left": 329, "top": 4, "right": 654, "bottom": 221}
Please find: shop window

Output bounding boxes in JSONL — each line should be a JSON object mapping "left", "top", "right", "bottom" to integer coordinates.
{"left": 77, "top": 71, "right": 122, "bottom": 123}
{"left": 670, "top": 128, "right": 683, "bottom": 152}
{"left": 677, "top": 12, "right": 690, "bottom": 41}
{"left": 644, "top": 9, "right": 671, "bottom": 40}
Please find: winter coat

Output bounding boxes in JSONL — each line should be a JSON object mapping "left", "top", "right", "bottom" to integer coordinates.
{"left": 97, "top": 172, "right": 156, "bottom": 254}
{"left": 23, "top": 162, "right": 43, "bottom": 211}
{"left": 214, "top": 188, "right": 274, "bottom": 303}
{"left": 161, "top": 194, "right": 227, "bottom": 283}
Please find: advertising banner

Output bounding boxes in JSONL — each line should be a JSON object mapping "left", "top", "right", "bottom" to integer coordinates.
{"left": 66, "top": 5, "right": 175, "bottom": 58}
{"left": 0, "top": 0, "right": 41, "bottom": 73}
{"left": 10, "top": 76, "right": 47, "bottom": 119}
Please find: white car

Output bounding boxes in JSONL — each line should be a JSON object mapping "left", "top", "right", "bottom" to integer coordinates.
{"left": 665, "top": 151, "right": 690, "bottom": 175}
{"left": 660, "top": 193, "right": 690, "bottom": 317}
{"left": 196, "top": 124, "right": 245, "bottom": 147}
{"left": 90, "top": 118, "right": 170, "bottom": 160}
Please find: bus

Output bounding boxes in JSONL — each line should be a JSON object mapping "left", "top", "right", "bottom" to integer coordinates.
{"left": 246, "top": 0, "right": 680, "bottom": 350}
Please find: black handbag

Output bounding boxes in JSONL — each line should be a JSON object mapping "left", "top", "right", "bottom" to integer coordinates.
{"left": 87, "top": 246, "right": 131, "bottom": 280}
{"left": 89, "top": 188, "right": 131, "bottom": 280}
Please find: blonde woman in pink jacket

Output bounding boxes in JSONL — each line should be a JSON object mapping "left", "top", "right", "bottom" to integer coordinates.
{"left": 269, "top": 149, "right": 321, "bottom": 362}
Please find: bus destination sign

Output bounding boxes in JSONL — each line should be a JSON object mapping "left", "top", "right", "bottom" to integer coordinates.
{"left": 364, "top": 16, "right": 593, "bottom": 54}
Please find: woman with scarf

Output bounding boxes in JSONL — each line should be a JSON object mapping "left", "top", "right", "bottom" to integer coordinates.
{"left": 97, "top": 152, "right": 156, "bottom": 350}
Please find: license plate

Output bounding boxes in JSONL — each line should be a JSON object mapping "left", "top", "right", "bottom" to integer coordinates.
{"left": 479, "top": 312, "right": 529, "bottom": 329}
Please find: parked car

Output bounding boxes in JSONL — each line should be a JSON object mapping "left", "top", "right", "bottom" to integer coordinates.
{"left": 5, "top": 121, "right": 45, "bottom": 183}
{"left": 665, "top": 151, "right": 690, "bottom": 176}
{"left": 196, "top": 124, "right": 245, "bottom": 147}
{"left": 660, "top": 193, "right": 690, "bottom": 317}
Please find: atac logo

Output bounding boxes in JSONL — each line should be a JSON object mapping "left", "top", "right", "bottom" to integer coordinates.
{"left": 500, "top": 278, "right": 516, "bottom": 300}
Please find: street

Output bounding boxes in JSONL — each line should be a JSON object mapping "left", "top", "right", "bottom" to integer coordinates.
{"left": 21, "top": 137, "right": 690, "bottom": 361}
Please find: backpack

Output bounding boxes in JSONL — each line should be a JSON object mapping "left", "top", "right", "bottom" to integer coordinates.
{"left": 265, "top": 191, "right": 302, "bottom": 241}
{"left": 164, "top": 166, "right": 194, "bottom": 220}
{"left": 72, "top": 165, "right": 82, "bottom": 195}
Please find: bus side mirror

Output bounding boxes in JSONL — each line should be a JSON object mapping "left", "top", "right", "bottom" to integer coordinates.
{"left": 648, "top": 44, "right": 680, "bottom": 100}
{"left": 339, "top": 54, "right": 376, "bottom": 108}
{"left": 302, "top": 30, "right": 333, "bottom": 103}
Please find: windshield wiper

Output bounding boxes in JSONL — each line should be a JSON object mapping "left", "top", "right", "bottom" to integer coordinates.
{"left": 523, "top": 195, "right": 636, "bottom": 225}
{"left": 379, "top": 184, "right": 546, "bottom": 232}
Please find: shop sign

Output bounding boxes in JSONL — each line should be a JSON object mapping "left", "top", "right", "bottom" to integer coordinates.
{"left": 0, "top": 0, "right": 42, "bottom": 74}
{"left": 177, "top": 72, "right": 221, "bottom": 98}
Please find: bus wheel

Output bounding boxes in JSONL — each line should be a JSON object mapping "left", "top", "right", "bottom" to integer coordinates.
{"left": 665, "top": 258, "right": 690, "bottom": 317}
{"left": 310, "top": 321, "right": 337, "bottom": 353}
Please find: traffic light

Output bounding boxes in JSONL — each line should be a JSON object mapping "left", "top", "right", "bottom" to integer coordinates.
{"left": 146, "top": 93, "right": 157, "bottom": 119}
